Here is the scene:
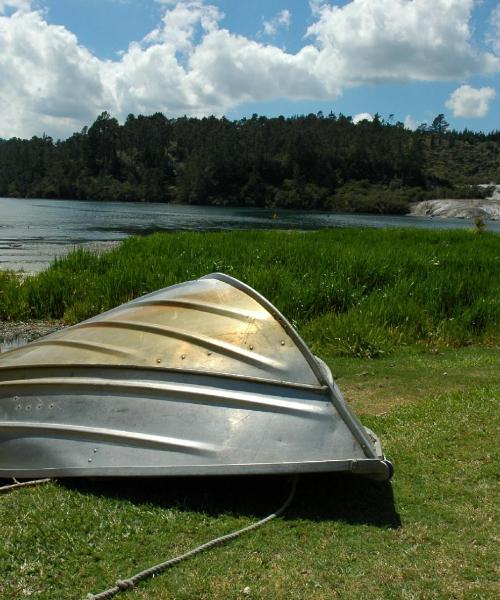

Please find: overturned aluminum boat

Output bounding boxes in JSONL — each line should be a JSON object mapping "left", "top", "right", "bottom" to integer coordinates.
{"left": 0, "top": 273, "right": 392, "bottom": 481}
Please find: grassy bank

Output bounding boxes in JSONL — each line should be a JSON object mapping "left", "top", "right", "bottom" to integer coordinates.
{"left": 1, "top": 228, "right": 499, "bottom": 357}
{"left": 1, "top": 355, "right": 498, "bottom": 599}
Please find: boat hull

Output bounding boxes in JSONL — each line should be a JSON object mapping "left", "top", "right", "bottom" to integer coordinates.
{"left": 0, "top": 273, "right": 393, "bottom": 482}
{"left": 0, "top": 365, "right": 391, "bottom": 480}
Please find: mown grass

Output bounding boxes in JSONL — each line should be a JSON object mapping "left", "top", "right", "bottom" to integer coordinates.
{"left": 331, "top": 345, "right": 500, "bottom": 414}
{"left": 1, "top": 228, "right": 499, "bottom": 357}
{"left": 1, "top": 379, "right": 498, "bottom": 599}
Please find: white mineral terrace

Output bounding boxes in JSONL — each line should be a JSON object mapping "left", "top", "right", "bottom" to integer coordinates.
{"left": 410, "top": 185, "right": 500, "bottom": 220}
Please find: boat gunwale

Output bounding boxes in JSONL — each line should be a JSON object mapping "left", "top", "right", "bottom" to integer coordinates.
{"left": 0, "top": 457, "right": 393, "bottom": 480}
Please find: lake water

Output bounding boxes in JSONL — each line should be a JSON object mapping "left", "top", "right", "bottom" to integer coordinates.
{"left": 1, "top": 197, "right": 499, "bottom": 272}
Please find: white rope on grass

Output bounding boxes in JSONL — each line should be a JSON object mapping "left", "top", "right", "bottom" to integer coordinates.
{"left": 85, "top": 476, "right": 298, "bottom": 600}
{"left": 0, "top": 478, "right": 52, "bottom": 493}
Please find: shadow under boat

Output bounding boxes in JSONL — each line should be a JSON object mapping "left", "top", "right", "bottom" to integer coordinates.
{"left": 58, "top": 473, "right": 401, "bottom": 530}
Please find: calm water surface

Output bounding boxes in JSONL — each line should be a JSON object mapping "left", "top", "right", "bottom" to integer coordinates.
{"left": 1, "top": 197, "right": 498, "bottom": 272}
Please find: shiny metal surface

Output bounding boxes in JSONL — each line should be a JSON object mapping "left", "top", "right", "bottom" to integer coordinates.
{"left": 0, "top": 275, "right": 319, "bottom": 384}
{"left": 0, "top": 273, "right": 392, "bottom": 481}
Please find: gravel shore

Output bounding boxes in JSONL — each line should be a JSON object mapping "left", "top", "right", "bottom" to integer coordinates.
{"left": 0, "top": 320, "right": 66, "bottom": 352}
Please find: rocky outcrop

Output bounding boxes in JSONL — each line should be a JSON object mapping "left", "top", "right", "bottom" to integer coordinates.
{"left": 409, "top": 185, "right": 500, "bottom": 220}
{"left": 478, "top": 184, "right": 500, "bottom": 201}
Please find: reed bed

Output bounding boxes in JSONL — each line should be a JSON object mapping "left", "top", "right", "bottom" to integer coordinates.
{"left": 1, "top": 228, "right": 499, "bottom": 357}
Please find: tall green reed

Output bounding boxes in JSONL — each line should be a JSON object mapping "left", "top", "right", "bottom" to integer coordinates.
{"left": 1, "top": 228, "right": 498, "bottom": 356}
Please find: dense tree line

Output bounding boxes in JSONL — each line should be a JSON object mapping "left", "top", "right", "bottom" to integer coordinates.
{"left": 0, "top": 112, "right": 498, "bottom": 213}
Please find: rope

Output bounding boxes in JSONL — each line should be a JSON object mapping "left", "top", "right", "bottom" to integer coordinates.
{"left": 86, "top": 476, "right": 298, "bottom": 600}
{"left": 0, "top": 478, "right": 52, "bottom": 494}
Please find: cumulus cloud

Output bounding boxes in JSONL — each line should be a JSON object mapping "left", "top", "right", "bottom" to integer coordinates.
{"left": 306, "top": 0, "right": 499, "bottom": 83}
{"left": 0, "top": 0, "right": 499, "bottom": 138}
{"left": 0, "top": 9, "right": 110, "bottom": 138}
{"left": 352, "top": 112, "right": 373, "bottom": 124}
{"left": 445, "top": 85, "right": 497, "bottom": 118}
{"left": 262, "top": 9, "right": 291, "bottom": 37}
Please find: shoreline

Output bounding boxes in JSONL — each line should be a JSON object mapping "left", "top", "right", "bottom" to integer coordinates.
{"left": 0, "top": 240, "right": 121, "bottom": 276}
{"left": 2, "top": 196, "right": 500, "bottom": 273}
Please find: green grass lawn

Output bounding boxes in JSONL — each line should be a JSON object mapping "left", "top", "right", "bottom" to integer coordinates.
{"left": 331, "top": 346, "right": 500, "bottom": 414}
{"left": 1, "top": 346, "right": 498, "bottom": 600}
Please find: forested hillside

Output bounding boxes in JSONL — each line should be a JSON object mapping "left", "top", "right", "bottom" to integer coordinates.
{"left": 0, "top": 112, "right": 498, "bottom": 213}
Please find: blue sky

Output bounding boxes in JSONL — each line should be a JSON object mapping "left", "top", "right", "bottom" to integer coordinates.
{"left": 0, "top": 0, "right": 498, "bottom": 138}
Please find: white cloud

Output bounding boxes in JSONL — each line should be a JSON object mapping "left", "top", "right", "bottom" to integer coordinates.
{"left": 0, "top": 0, "right": 499, "bottom": 138}
{"left": 445, "top": 84, "right": 497, "bottom": 117}
{"left": 306, "top": 0, "right": 499, "bottom": 83}
{"left": 0, "top": 9, "right": 110, "bottom": 138}
{"left": 262, "top": 9, "right": 291, "bottom": 37}
{"left": 308, "top": 0, "right": 325, "bottom": 16}
{"left": 277, "top": 8, "right": 291, "bottom": 25}
{"left": 487, "top": 3, "right": 500, "bottom": 54}
{"left": 404, "top": 115, "right": 418, "bottom": 131}
{"left": 0, "top": 0, "right": 32, "bottom": 13}
{"left": 352, "top": 112, "right": 373, "bottom": 124}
